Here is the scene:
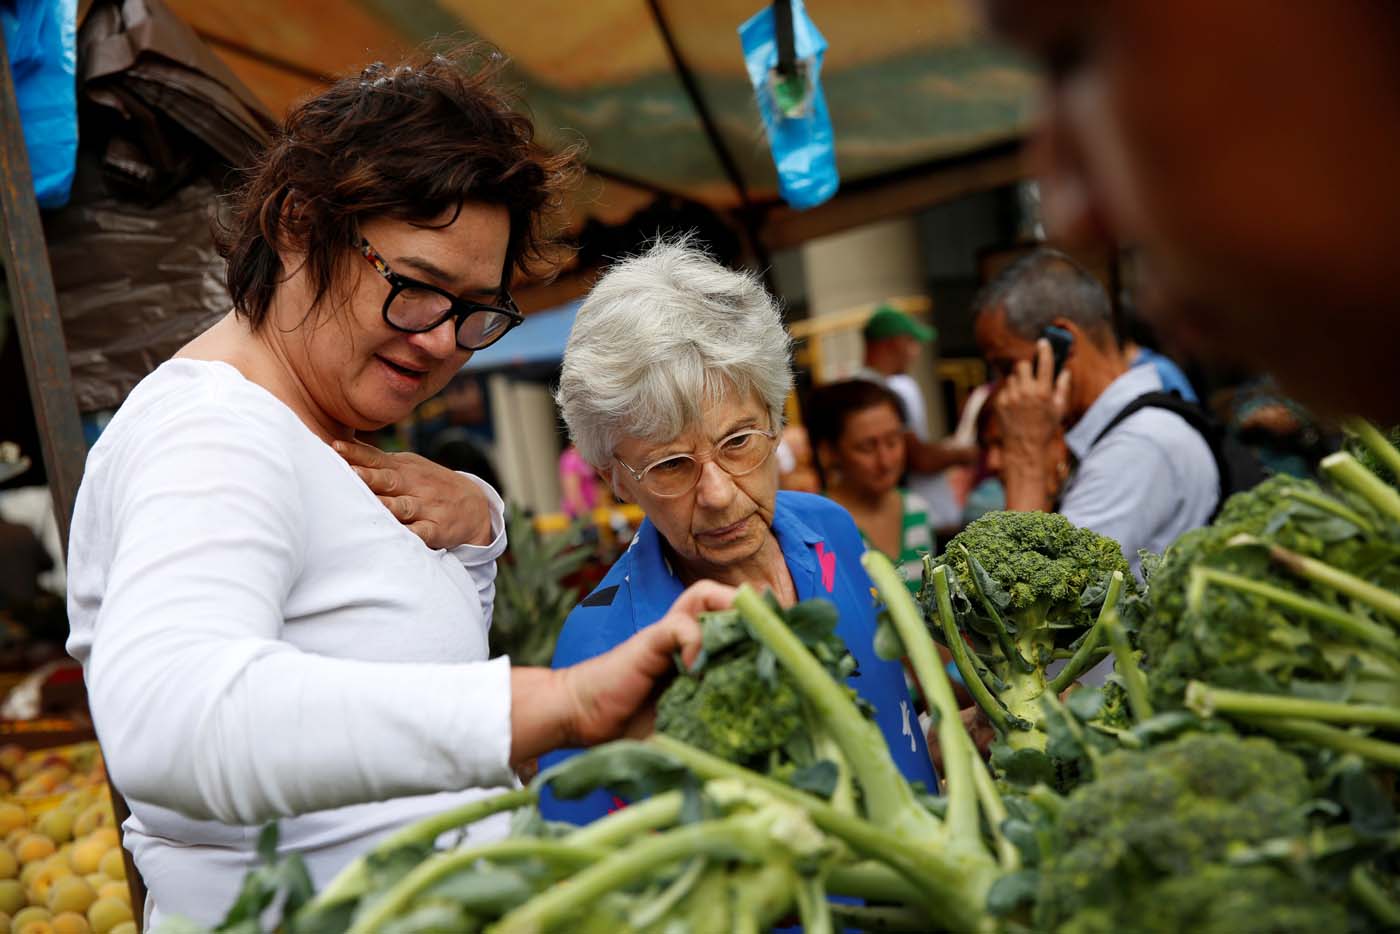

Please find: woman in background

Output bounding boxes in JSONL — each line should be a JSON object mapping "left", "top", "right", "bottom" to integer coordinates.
{"left": 806, "top": 379, "right": 932, "bottom": 592}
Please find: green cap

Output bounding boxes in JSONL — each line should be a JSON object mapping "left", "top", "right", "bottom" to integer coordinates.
{"left": 863, "top": 304, "right": 936, "bottom": 343}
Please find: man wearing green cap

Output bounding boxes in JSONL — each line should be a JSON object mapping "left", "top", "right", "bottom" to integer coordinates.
{"left": 859, "top": 306, "right": 978, "bottom": 527}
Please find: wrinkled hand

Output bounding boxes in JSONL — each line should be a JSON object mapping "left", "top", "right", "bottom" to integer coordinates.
{"left": 559, "top": 581, "right": 736, "bottom": 747}
{"left": 994, "top": 339, "right": 1073, "bottom": 512}
{"left": 995, "top": 338, "right": 1072, "bottom": 451}
{"left": 333, "top": 439, "right": 493, "bottom": 549}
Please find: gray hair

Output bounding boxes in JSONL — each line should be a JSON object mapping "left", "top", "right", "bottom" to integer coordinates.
{"left": 974, "top": 248, "right": 1116, "bottom": 345}
{"left": 556, "top": 239, "right": 793, "bottom": 467}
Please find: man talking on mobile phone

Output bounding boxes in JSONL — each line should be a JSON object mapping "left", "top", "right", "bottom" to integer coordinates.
{"left": 974, "top": 249, "right": 1218, "bottom": 577}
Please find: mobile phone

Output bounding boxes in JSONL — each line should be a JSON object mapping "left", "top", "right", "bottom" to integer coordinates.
{"left": 1042, "top": 325, "right": 1074, "bottom": 377}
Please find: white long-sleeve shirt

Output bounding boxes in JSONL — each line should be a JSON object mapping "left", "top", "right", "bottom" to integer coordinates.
{"left": 66, "top": 359, "right": 516, "bottom": 924}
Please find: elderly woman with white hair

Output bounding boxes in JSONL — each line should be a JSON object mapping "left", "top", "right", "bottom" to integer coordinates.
{"left": 539, "top": 240, "right": 937, "bottom": 824}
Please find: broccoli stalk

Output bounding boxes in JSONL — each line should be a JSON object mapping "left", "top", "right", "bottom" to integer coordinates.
{"left": 490, "top": 797, "right": 827, "bottom": 934}
{"left": 920, "top": 512, "right": 1134, "bottom": 755}
{"left": 340, "top": 791, "right": 687, "bottom": 933}
{"left": 1324, "top": 449, "right": 1400, "bottom": 526}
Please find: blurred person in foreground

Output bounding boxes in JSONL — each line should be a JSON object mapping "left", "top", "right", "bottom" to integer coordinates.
{"left": 859, "top": 306, "right": 978, "bottom": 528}
{"left": 63, "top": 50, "right": 731, "bottom": 924}
{"left": 540, "top": 240, "right": 937, "bottom": 824}
{"left": 976, "top": 249, "right": 1218, "bottom": 573}
{"left": 981, "top": 0, "right": 1400, "bottom": 422}
{"left": 806, "top": 379, "right": 932, "bottom": 592}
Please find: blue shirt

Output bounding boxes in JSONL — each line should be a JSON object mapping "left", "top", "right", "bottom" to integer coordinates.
{"left": 1132, "top": 347, "right": 1198, "bottom": 403}
{"left": 540, "top": 491, "right": 938, "bottom": 824}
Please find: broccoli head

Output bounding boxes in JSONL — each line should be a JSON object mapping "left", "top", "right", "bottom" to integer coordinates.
{"left": 942, "top": 510, "right": 1130, "bottom": 633}
{"left": 1037, "top": 732, "right": 1343, "bottom": 932}
{"left": 1142, "top": 473, "right": 1400, "bottom": 711}
{"left": 655, "top": 650, "right": 805, "bottom": 763}
{"left": 919, "top": 511, "right": 1133, "bottom": 759}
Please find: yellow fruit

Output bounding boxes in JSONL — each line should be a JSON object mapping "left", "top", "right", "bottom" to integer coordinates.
{"left": 0, "top": 805, "right": 26, "bottom": 837}
{"left": 15, "top": 835, "right": 56, "bottom": 865}
{"left": 80, "top": 875, "right": 105, "bottom": 892}
{"left": 33, "top": 812, "right": 74, "bottom": 847}
{"left": 11, "top": 907, "right": 53, "bottom": 929}
{"left": 19, "top": 860, "right": 42, "bottom": 888}
{"left": 0, "top": 878, "right": 24, "bottom": 913}
{"left": 0, "top": 746, "right": 21, "bottom": 771}
{"left": 104, "top": 925, "right": 132, "bottom": 934}
{"left": 93, "top": 884, "right": 125, "bottom": 905}
{"left": 0, "top": 846, "right": 17, "bottom": 879}
{"left": 83, "top": 898, "right": 130, "bottom": 934}
{"left": 47, "top": 877, "right": 96, "bottom": 916}
{"left": 94, "top": 851, "right": 121, "bottom": 886}
{"left": 69, "top": 808, "right": 107, "bottom": 843}
{"left": 18, "top": 921, "right": 56, "bottom": 934}
{"left": 30, "top": 861, "right": 74, "bottom": 904}
{"left": 6, "top": 828, "right": 28, "bottom": 851}
{"left": 51, "top": 914, "right": 90, "bottom": 934}
{"left": 65, "top": 840, "right": 105, "bottom": 879}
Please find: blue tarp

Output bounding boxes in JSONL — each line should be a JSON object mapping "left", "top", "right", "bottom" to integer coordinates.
{"left": 460, "top": 300, "right": 580, "bottom": 374}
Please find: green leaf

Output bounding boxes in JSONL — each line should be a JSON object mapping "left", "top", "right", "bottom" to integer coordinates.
{"left": 965, "top": 550, "right": 1012, "bottom": 611}
{"left": 1066, "top": 688, "right": 1104, "bottom": 722}
{"left": 991, "top": 744, "right": 1057, "bottom": 787}
{"left": 872, "top": 615, "right": 904, "bottom": 661}
{"left": 538, "top": 742, "right": 689, "bottom": 802}
{"left": 986, "top": 869, "right": 1040, "bottom": 916}
{"left": 1001, "top": 818, "right": 1042, "bottom": 864}
{"left": 1338, "top": 765, "right": 1399, "bottom": 839}
{"left": 378, "top": 903, "right": 476, "bottom": 934}
{"left": 257, "top": 823, "right": 280, "bottom": 864}
{"left": 787, "top": 760, "right": 840, "bottom": 799}
{"left": 425, "top": 863, "right": 538, "bottom": 914}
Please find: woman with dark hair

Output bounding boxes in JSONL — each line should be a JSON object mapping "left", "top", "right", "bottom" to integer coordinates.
{"left": 806, "top": 379, "right": 933, "bottom": 591}
{"left": 64, "top": 49, "right": 729, "bottom": 924}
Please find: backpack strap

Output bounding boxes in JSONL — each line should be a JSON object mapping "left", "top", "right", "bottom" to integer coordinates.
{"left": 1090, "top": 390, "right": 1230, "bottom": 516}
{"left": 1092, "top": 391, "right": 1214, "bottom": 448}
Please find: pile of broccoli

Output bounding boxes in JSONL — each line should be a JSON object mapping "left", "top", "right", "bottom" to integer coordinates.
{"left": 1142, "top": 423, "right": 1400, "bottom": 768}
{"left": 183, "top": 423, "right": 1400, "bottom": 933}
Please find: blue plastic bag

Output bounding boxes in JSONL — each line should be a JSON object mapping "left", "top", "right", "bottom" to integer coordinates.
{"left": 739, "top": 0, "right": 838, "bottom": 210}
{"left": 1, "top": 0, "right": 79, "bottom": 208}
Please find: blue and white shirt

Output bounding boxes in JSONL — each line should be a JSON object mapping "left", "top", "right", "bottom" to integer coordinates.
{"left": 539, "top": 491, "right": 938, "bottom": 824}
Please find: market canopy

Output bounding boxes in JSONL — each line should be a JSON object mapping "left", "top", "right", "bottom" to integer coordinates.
{"left": 164, "top": 0, "right": 1037, "bottom": 248}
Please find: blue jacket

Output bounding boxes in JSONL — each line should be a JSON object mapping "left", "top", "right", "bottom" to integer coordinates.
{"left": 540, "top": 491, "right": 938, "bottom": 824}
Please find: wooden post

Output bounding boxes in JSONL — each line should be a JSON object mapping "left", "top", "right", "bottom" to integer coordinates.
{"left": 0, "top": 25, "right": 148, "bottom": 926}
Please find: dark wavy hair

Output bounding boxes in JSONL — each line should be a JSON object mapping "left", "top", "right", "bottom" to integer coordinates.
{"left": 218, "top": 45, "right": 577, "bottom": 329}
{"left": 804, "top": 379, "right": 908, "bottom": 488}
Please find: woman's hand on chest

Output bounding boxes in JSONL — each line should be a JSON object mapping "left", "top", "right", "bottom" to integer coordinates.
{"left": 334, "top": 440, "right": 494, "bottom": 549}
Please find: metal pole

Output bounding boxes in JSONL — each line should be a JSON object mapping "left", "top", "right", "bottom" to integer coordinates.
{"left": 0, "top": 25, "right": 148, "bottom": 926}
{"left": 0, "top": 26, "right": 86, "bottom": 548}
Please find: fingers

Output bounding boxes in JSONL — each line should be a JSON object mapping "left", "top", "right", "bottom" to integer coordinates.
{"left": 644, "top": 581, "right": 738, "bottom": 670}
{"left": 1053, "top": 367, "right": 1073, "bottom": 419}
{"left": 377, "top": 494, "right": 418, "bottom": 522}
{"left": 1034, "top": 338, "right": 1055, "bottom": 387}
{"left": 353, "top": 465, "right": 402, "bottom": 494}
{"left": 331, "top": 439, "right": 387, "bottom": 468}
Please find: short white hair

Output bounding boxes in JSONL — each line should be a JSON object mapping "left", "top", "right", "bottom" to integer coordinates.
{"left": 557, "top": 239, "right": 793, "bottom": 466}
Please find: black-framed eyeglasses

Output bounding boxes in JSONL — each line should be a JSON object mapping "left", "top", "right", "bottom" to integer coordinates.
{"left": 614, "top": 427, "right": 778, "bottom": 498}
{"left": 360, "top": 238, "right": 524, "bottom": 351}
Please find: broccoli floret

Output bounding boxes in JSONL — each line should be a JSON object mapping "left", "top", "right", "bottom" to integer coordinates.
{"left": 920, "top": 511, "right": 1133, "bottom": 757}
{"left": 943, "top": 511, "right": 1130, "bottom": 634}
{"left": 655, "top": 651, "right": 804, "bottom": 763}
{"left": 1057, "top": 865, "right": 1349, "bottom": 934}
{"left": 1037, "top": 732, "right": 1344, "bottom": 932}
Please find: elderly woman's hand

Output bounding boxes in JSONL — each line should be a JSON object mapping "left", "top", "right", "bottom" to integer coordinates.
{"left": 559, "top": 580, "right": 736, "bottom": 746}
{"left": 507, "top": 581, "right": 736, "bottom": 769}
{"left": 334, "top": 440, "right": 494, "bottom": 549}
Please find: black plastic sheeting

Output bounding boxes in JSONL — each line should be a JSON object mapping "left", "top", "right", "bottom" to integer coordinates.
{"left": 38, "top": 0, "right": 273, "bottom": 412}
